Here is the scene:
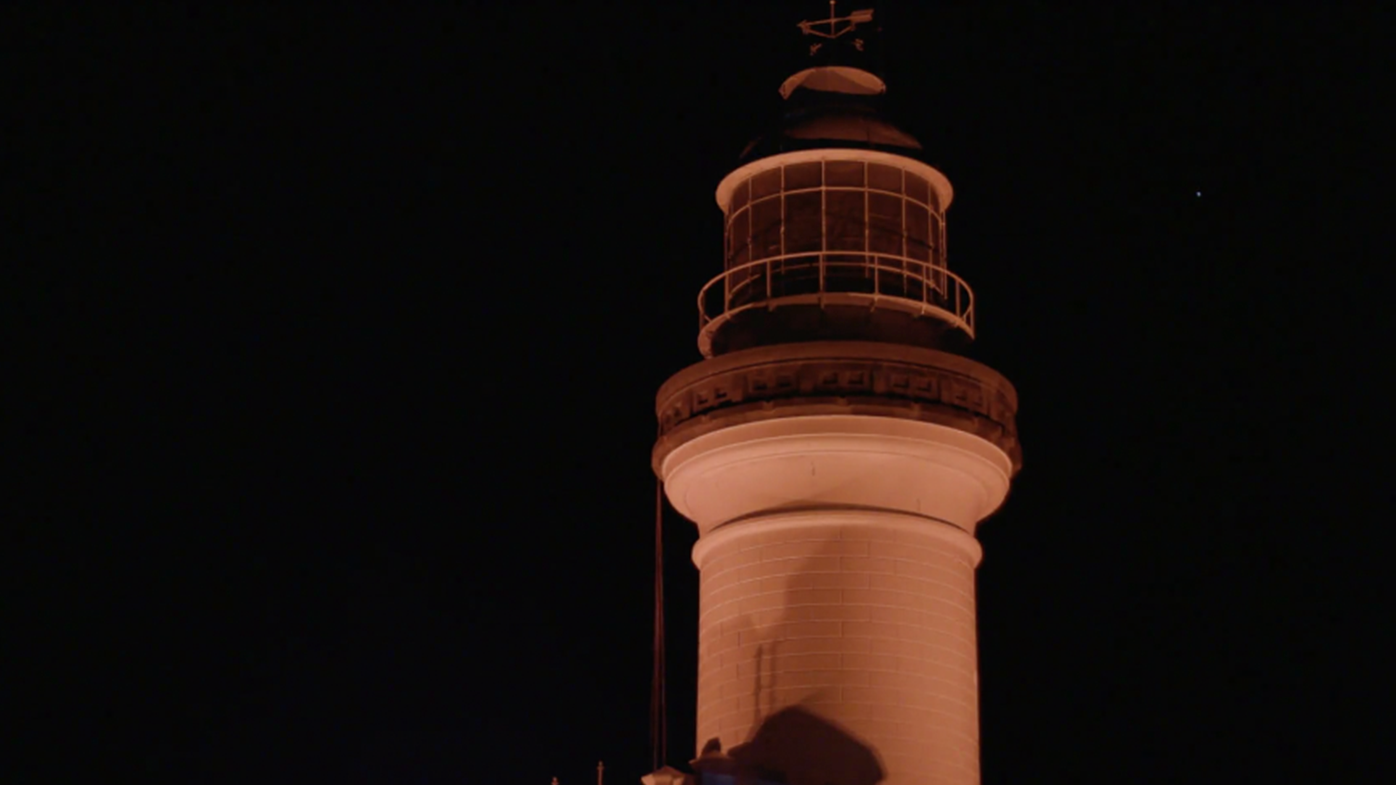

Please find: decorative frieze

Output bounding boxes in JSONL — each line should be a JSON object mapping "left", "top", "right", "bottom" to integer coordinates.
{"left": 655, "top": 343, "right": 1021, "bottom": 471}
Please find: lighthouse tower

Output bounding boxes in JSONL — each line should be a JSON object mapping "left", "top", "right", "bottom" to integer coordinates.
{"left": 653, "top": 8, "right": 1021, "bottom": 785}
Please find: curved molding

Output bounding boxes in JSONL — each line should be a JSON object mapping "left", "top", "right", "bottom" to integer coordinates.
{"left": 660, "top": 414, "right": 1014, "bottom": 536}
{"left": 690, "top": 508, "right": 984, "bottom": 569}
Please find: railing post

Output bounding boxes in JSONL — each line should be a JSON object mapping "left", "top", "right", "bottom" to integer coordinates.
{"left": 766, "top": 258, "right": 772, "bottom": 302}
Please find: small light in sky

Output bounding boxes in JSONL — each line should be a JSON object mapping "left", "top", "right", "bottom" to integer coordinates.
{"left": 1196, "top": 191, "right": 1202, "bottom": 197}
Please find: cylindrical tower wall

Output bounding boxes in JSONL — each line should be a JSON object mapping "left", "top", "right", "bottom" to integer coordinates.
{"left": 693, "top": 511, "right": 982, "bottom": 785}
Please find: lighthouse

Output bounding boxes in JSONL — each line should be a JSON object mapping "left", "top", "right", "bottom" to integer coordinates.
{"left": 652, "top": 7, "right": 1021, "bottom": 785}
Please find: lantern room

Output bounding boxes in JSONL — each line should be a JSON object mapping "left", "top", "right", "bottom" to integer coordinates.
{"left": 697, "top": 67, "right": 975, "bottom": 358}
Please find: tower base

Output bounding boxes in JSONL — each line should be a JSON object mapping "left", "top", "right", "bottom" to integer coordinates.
{"left": 693, "top": 509, "right": 984, "bottom": 785}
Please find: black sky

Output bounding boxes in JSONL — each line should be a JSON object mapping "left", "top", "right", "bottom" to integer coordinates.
{"left": 11, "top": 3, "right": 1388, "bottom": 784}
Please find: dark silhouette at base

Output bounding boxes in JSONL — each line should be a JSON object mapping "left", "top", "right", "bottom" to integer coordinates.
{"left": 694, "top": 707, "right": 885, "bottom": 785}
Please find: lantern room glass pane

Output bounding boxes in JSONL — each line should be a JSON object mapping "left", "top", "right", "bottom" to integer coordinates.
{"left": 868, "top": 164, "right": 903, "bottom": 194}
{"left": 751, "top": 198, "right": 782, "bottom": 260}
{"left": 752, "top": 168, "right": 782, "bottom": 201}
{"left": 906, "top": 173, "right": 931, "bottom": 206}
{"left": 730, "top": 208, "right": 750, "bottom": 267}
{"left": 825, "top": 160, "right": 865, "bottom": 187}
{"left": 906, "top": 204, "right": 930, "bottom": 261}
{"left": 730, "top": 179, "right": 749, "bottom": 212}
{"left": 825, "top": 190, "right": 866, "bottom": 251}
{"left": 784, "top": 192, "right": 822, "bottom": 254}
{"left": 784, "top": 162, "right": 822, "bottom": 191}
{"left": 868, "top": 192, "right": 903, "bottom": 255}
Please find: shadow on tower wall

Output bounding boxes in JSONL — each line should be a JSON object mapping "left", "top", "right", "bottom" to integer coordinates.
{"left": 731, "top": 706, "right": 883, "bottom": 785}
{"left": 698, "top": 537, "right": 885, "bottom": 785}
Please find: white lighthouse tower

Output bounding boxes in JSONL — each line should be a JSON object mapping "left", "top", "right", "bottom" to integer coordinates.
{"left": 652, "top": 8, "right": 1021, "bottom": 785}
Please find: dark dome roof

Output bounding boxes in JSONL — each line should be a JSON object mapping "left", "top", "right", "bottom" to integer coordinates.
{"left": 739, "top": 68, "right": 925, "bottom": 164}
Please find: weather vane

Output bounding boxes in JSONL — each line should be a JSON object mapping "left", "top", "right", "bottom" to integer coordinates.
{"left": 797, "top": 2, "right": 874, "bottom": 55}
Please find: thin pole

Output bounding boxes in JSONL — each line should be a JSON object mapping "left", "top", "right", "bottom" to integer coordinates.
{"left": 651, "top": 479, "right": 667, "bottom": 771}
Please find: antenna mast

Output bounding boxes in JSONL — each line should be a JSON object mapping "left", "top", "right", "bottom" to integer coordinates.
{"left": 650, "top": 479, "right": 668, "bottom": 771}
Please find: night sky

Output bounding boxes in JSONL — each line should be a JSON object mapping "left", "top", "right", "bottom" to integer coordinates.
{"left": 13, "top": 3, "right": 1385, "bottom": 783}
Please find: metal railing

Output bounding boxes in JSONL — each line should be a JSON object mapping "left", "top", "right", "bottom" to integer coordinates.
{"left": 697, "top": 252, "right": 975, "bottom": 339}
